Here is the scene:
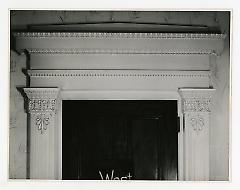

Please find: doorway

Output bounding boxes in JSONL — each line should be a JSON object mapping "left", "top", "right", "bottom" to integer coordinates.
{"left": 62, "top": 100, "right": 178, "bottom": 180}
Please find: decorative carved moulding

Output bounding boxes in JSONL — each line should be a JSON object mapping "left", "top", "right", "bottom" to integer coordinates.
{"left": 35, "top": 113, "right": 51, "bottom": 134}
{"left": 26, "top": 70, "right": 210, "bottom": 90}
{"left": 178, "top": 88, "right": 215, "bottom": 113}
{"left": 14, "top": 32, "right": 226, "bottom": 56}
{"left": 27, "top": 69, "right": 210, "bottom": 78}
{"left": 13, "top": 32, "right": 226, "bottom": 39}
{"left": 26, "top": 48, "right": 216, "bottom": 55}
{"left": 23, "top": 88, "right": 60, "bottom": 114}
{"left": 188, "top": 114, "right": 205, "bottom": 134}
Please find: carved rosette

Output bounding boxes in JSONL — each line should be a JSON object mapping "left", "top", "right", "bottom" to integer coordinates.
{"left": 188, "top": 114, "right": 205, "bottom": 135}
{"left": 24, "top": 88, "right": 60, "bottom": 134}
{"left": 178, "top": 89, "right": 215, "bottom": 134}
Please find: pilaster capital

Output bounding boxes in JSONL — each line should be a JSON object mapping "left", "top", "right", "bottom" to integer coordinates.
{"left": 178, "top": 88, "right": 215, "bottom": 113}
{"left": 23, "top": 88, "right": 60, "bottom": 114}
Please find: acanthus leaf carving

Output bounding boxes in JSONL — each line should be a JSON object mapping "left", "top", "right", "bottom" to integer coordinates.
{"left": 35, "top": 113, "right": 52, "bottom": 134}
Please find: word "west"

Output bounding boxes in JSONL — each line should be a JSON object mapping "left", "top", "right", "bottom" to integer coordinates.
{"left": 99, "top": 170, "right": 132, "bottom": 180}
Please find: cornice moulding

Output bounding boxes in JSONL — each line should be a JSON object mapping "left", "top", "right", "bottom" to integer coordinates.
{"left": 14, "top": 32, "right": 225, "bottom": 56}
{"left": 27, "top": 70, "right": 210, "bottom": 78}
{"left": 13, "top": 32, "right": 226, "bottom": 40}
{"left": 27, "top": 48, "right": 216, "bottom": 55}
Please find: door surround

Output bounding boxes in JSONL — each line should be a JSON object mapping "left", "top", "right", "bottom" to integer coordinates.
{"left": 14, "top": 31, "right": 224, "bottom": 180}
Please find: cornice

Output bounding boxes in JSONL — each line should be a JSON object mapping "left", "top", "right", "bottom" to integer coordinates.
{"left": 27, "top": 70, "right": 210, "bottom": 78}
{"left": 27, "top": 48, "right": 216, "bottom": 55}
{"left": 13, "top": 32, "right": 226, "bottom": 40}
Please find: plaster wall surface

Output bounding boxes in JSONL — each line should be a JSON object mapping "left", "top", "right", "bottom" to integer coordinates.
{"left": 10, "top": 11, "right": 230, "bottom": 180}
{"left": 11, "top": 11, "right": 229, "bottom": 33}
{"left": 9, "top": 50, "right": 28, "bottom": 179}
{"left": 209, "top": 37, "right": 230, "bottom": 180}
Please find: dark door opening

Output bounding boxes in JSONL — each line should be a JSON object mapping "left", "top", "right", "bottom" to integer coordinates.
{"left": 62, "top": 100, "right": 178, "bottom": 180}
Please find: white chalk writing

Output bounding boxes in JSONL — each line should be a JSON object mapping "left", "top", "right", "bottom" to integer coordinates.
{"left": 99, "top": 170, "right": 132, "bottom": 180}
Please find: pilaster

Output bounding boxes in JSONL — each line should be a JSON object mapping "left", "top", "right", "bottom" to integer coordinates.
{"left": 178, "top": 88, "right": 215, "bottom": 181}
{"left": 24, "top": 88, "right": 60, "bottom": 179}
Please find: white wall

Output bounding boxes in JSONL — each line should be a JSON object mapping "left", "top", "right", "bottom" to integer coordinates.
{"left": 209, "top": 36, "right": 230, "bottom": 180}
{"left": 9, "top": 50, "right": 28, "bottom": 179}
